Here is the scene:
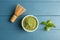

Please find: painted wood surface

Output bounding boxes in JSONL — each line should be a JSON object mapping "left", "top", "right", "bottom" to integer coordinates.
{"left": 0, "top": 0, "right": 60, "bottom": 40}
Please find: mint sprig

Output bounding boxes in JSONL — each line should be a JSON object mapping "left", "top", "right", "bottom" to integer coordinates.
{"left": 40, "top": 20, "right": 56, "bottom": 31}
{"left": 40, "top": 21, "right": 47, "bottom": 25}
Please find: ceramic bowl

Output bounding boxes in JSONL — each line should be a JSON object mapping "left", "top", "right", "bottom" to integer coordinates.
{"left": 22, "top": 15, "right": 39, "bottom": 32}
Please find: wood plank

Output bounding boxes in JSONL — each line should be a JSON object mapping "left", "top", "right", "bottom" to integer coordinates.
{"left": 0, "top": 29, "right": 60, "bottom": 40}
{"left": 0, "top": 0, "right": 60, "bottom": 2}
{"left": 23, "top": 3, "right": 60, "bottom": 15}
{"left": 0, "top": 15, "right": 60, "bottom": 30}
{"left": 0, "top": 15, "right": 60, "bottom": 40}
{"left": 0, "top": 1, "right": 60, "bottom": 15}
{"left": 23, "top": 0, "right": 60, "bottom": 1}
{"left": 0, "top": 0, "right": 60, "bottom": 40}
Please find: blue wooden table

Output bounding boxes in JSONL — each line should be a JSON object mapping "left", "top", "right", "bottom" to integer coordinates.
{"left": 0, "top": 0, "right": 60, "bottom": 40}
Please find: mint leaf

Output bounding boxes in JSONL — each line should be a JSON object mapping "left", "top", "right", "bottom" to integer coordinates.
{"left": 40, "top": 20, "right": 56, "bottom": 31}
{"left": 47, "top": 20, "right": 52, "bottom": 23}
{"left": 40, "top": 21, "right": 47, "bottom": 25}
{"left": 45, "top": 26, "right": 51, "bottom": 31}
{"left": 47, "top": 23, "right": 56, "bottom": 27}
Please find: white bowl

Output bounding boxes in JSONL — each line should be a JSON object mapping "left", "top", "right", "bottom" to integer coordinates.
{"left": 22, "top": 15, "right": 39, "bottom": 32}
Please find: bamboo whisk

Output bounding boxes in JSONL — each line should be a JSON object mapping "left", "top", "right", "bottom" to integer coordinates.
{"left": 10, "top": 4, "right": 26, "bottom": 23}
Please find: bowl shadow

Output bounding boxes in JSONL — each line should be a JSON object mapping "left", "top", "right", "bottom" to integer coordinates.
{"left": 16, "top": 15, "right": 26, "bottom": 32}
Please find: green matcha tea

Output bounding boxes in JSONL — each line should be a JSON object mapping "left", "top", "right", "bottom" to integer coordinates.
{"left": 23, "top": 16, "right": 37, "bottom": 30}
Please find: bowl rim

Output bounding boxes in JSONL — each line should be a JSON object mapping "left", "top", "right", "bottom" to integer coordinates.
{"left": 22, "top": 15, "right": 39, "bottom": 32}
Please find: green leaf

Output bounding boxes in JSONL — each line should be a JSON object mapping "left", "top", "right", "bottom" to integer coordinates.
{"left": 47, "top": 20, "right": 52, "bottom": 23}
{"left": 40, "top": 21, "right": 47, "bottom": 25}
{"left": 45, "top": 26, "right": 51, "bottom": 31}
{"left": 40, "top": 20, "right": 56, "bottom": 31}
{"left": 47, "top": 23, "right": 56, "bottom": 28}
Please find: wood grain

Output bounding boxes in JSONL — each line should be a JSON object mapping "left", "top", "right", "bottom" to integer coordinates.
{"left": 0, "top": 0, "right": 60, "bottom": 40}
{"left": 0, "top": 1, "right": 60, "bottom": 15}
